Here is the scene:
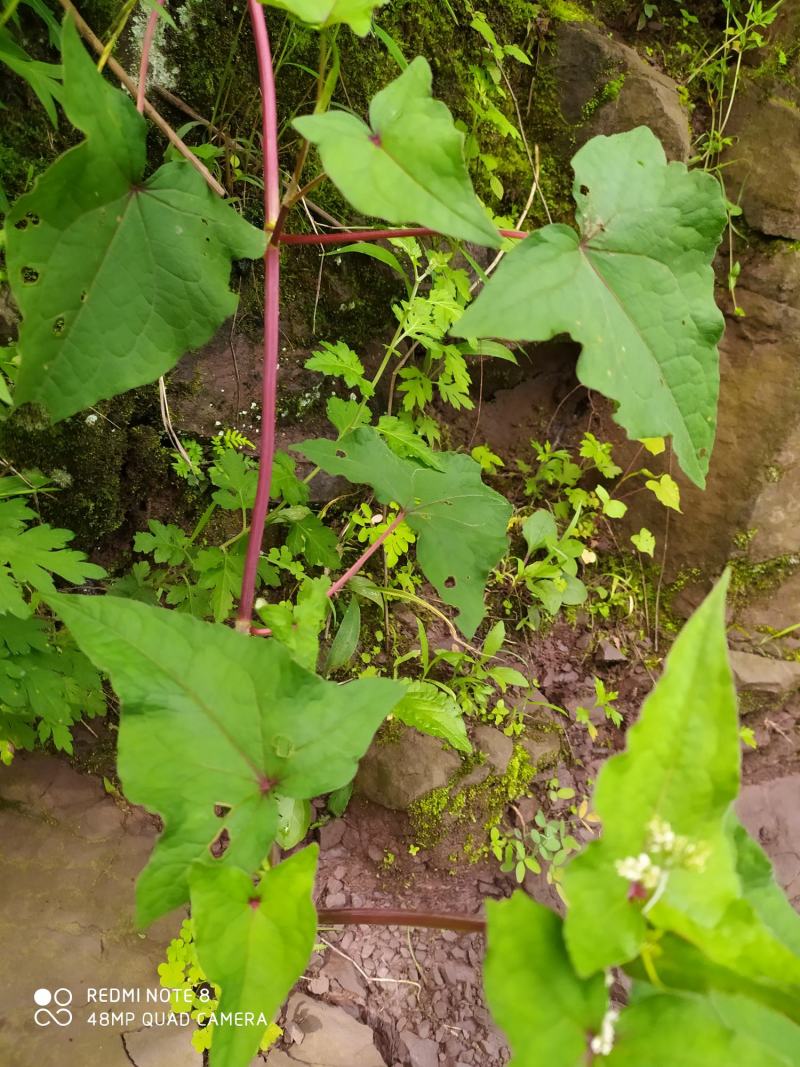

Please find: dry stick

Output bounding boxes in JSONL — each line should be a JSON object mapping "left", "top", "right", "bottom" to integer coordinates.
{"left": 236, "top": 0, "right": 282, "bottom": 632}
{"left": 317, "top": 908, "right": 486, "bottom": 934}
{"left": 56, "top": 0, "right": 226, "bottom": 198}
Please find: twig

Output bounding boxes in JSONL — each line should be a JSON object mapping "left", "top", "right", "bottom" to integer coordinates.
{"left": 279, "top": 227, "right": 529, "bottom": 246}
{"left": 316, "top": 937, "right": 422, "bottom": 993}
{"left": 326, "top": 512, "right": 406, "bottom": 599}
{"left": 56, "top": 0, "right": 226, "bottom": 198}
{"left": 317, "top": 908, "right": 486, "bottom": 933}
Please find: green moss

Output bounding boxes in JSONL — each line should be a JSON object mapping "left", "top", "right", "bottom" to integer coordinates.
{"left": 544, "top": 1, "right": 593, "bottom": 22}
{"left": 729, "top": 554, "right": 800, "bottom": 608}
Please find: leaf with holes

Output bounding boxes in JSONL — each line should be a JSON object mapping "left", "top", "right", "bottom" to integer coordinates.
{"left": 45, "top": 593, "right": 403, "bottom": 926}
{"left": 294, "top": 58, "right": 500, "bottom": 249}
{"left": 191, "top": 847, "right": 318, "bottom": 1067}
{"left": 454, "top": 128, "right": 727, "bottom": 487}
{"left": 484, "top": 893, "right": 606, "bottom": 1066}
{"left": 260, "top": 0, "right": 386, "bottom": 35}
{"left": 6, "top": 18, "right": 265, "bottom": 422}
{"left": 293, "top": 427, "right": 512, "bottom": 637}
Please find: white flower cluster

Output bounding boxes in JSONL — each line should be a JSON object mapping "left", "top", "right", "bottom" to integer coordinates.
{"left": 590, "top": 1006, "right": 620, "bottom": 1056}
{"left": 615, "top": 816, "right": 709, "bottom": 895}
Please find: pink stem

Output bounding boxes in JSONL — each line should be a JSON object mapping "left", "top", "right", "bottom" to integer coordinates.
{"left": 326, "top": 512, "right": 406, "bottom": 599}
{"left": 238, "top": 0, "right": 282, "bottom": 631}
{"left": 136, "top": 0, "right": 165, "bottom": 114}
{"left": 279, "top": 227, "right": 529, "bottom": 246}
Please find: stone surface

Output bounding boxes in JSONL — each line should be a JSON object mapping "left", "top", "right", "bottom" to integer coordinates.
{"left": 520, "top": 731, "right": 562, "bottom": 769}
{"left": 278, "top": 994, "right": 386, "bottom": 1067}
{"left": 737, "top": 775, "right": 800, "bottom": 909}
{"left": 399, "top": 1030, "right": 440, "bottom": 1067}
{"left": 545, "top": 21, "right": 691, "bottom": 161}
{"left": 0, "top": 755, "right": 183, "bottom": 1067}
{"left": 725, "top": 78, "right": 800, "bottom": 239}
{"left": 729, "top": 650, "right": 800, "bottom": 698}
{"left": 355, "top": 727, "right": 461, "bottom": 811}
{"left": 460, "top": 725, "right": 515, "bottom": 789}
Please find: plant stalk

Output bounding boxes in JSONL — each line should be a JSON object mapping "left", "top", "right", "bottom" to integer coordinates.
{"left": 326, "top": 511, "right": 406, "bottom": 599}
{"left": 279, "top": 227, "right": 528, "bottom": 246}
{"left": 317, "top": 907, "right": 486, "bottom": 934}
{"left": 237, "top": 0, "right": 282, "bottom": 632}
{"left": 136, "top": 0, "right": 165, "bottom": 113}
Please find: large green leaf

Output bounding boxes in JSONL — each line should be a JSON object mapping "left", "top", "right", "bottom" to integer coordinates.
{"left": 294, "top": 58, "right": 500, "bottom": 249}
{"left": 191, "top": 847, "right": 318, "bottom": 1067}
{"left": 393, "top": 681, "right": 471, "bottom": 754}
{"left": 562, "top": 575, "right": 738, "bottom": 972}
{"left": 605, "top": 990, "right": 800, "bottom": 1066}
{"left": 46, "top": 593, "right": 403, "bottom": 926}
{"left": 484, "top": 893, "right": 606, "bottom": 1067}
{"left": 561, "top": 574, "right": 800, "bottom": 999}
{"left": 260, "top": 0, "right": 386, "bottom": 34}
{"left": 454, "top": 128, "right": 727, "bottom": 487}
{"left": 6, "top": 19, "right": 265, "bottom": 422}
{"left": 293, "top": 427, "right": 512, "bottom": 637}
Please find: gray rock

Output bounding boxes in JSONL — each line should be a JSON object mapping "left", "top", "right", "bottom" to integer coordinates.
{"left": 355, "top": 727, "right": 461, "bottom": 811}
{"left": 283, "top": 995, "right": 386, "bottom": 1067}
{"left": 737, "top": 775, "right": 800, "bottom": 908}
{"left": 0, "top": 755, "right": 184, "bottom": 1067}
{"left": 543, "top": 21, "right": 691, "bottom": 161}
{"left": 728, "top": 650, "right": 800, "bottom": 697}
{"left": 725, "top": 81, "right": 800, "bottom": 239}
{"left": 123, "top": 1029, "right": 202, "bottom": 1067}
{"left": 460, "top": 726, "right": 515, "bottom": 787}
{"left": 599, "top": 640, "right": 627, "bottom": 663}
{"left": 520, "top": 731, "right": 562, "bottom": 769}
{"left": 399, "top": 1031, "right": 440, "bottom": 1067}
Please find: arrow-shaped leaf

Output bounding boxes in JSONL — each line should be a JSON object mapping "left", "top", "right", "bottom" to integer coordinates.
{"left": 6, "top": 19, "right": 265, "bottom": 422}
{"left": 260, "top": 0, "right": 386, "bottom": 35}
{"left": 294, "top": 57, "right": 500, "bottom": 249}
{"left": 293, "top": 427, "right": 512, "bottom": 637}
{"left": 191, "top": 847, "right": 318, "bottom": 1067}
{"left": 46, "top": 593, "right": 403, "bottom": 926}
{"left": 454, "top": 128, "right": 727, "bottom": 487}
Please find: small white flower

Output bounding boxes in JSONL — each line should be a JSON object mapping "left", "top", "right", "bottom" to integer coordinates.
{"left": 85, "top": 413, "right": 98, "bottom": 426}
{"left": 590, "top": 1007, "right": 619, "bottom": 1056}
{"left": 615, "top": 853, "right": 662, "bottom": 890}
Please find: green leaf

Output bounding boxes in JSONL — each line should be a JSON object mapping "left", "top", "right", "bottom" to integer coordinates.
{"left": 333, "top": 241, "right": 409, "bottom": 282}
{"left": 257, "top": 577, "right": 332, "bottom": 672}
{"left": 596, "top": 485, "right": 627, "bottom": 518}
{"left": 275, "top": 795, "right": 312, "bottom": 850}
{"left": 0, "top": 499, "right": 105, "bottom": 597}
{"left": 134, "top": 519, "right": 191, "bottom": 566}
{"left": 630, "top": 527, "right": 656, "bottom": 556}
{"left": 326, "top": 397, "right": 371, "bottom": 435}
{"left": 210, "top": 451, "right": 258, "bottom": 511}
{"left": 270, "top": 450, "right": 310, "bottom": 506}
{"left": 375, "top": 414, "right": 446, "bottom": 470}
{"left": 454, "top": 128, "right": 727, "bottom": 487}
{"left": 646, "top": 473, "right": 682, "bottom": 512}
{"left": 304, "top": 340, "right": 369, "bottom": 392}
{"left": 484, "top": 893, "right": 606, "bottom": 1067}
{"left": 260, "top": 0, "right": 386, "bottom": 35}
{"left": 393, "top": 680, "right": 471, "bottom": 753}
{"left": 0, "top": 26, "right": 62, "bottom": 125}
{"left": 563, "top": 574, "right": 739, "bottom": 974}
{"left": 46, "top": 593, "right": 403, "bottom": 926}
{"left": 285, "top": 513, "right": 341, "bottom": 570}
{"left": 325, "top": 596, "right": 361, "bottom": 672}
{"left": 6, "top": 19, "right": 265, "bottom": 422}
{"left": 293, "top": 427, "right": 512, "bottom": 637}
{"left": 605, "top": 990, "right": 800, "bottom": 1066}
{"left": 522, "top": 510, "right": 557, "bottom": 553}
{"left": 294, "top": 58, "right": 500, "bottom": 249}
{"left": 191, "top": 846, "right": 318, "bottom": 1067}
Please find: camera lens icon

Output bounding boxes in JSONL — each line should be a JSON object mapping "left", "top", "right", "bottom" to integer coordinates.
{"left": 33, "top": 987, "right": 73, "bottom": 1027}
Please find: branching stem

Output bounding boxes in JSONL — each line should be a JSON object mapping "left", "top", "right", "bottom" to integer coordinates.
{"left": 326, "top": 511, "right": 407, "bottom": 599}
{"left": 279, "top": 226, "right": 528, "bottom": 246}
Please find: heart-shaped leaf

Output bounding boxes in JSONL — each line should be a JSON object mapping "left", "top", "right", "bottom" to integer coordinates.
{"left": 47, "top": 593, "right": 403, "bottom": 926}
{"left": 260, "top": 0, "right": 386, "bottom": 35}
{"left": 454, "top": 128, "right": 727, "bottom": 487}
{"left": 6, "top": 19, "right": 265, "bottom": 422}
{"left": 191, "top": 846, "right": 318, "bottom": 1067}
{"left": 294, "top": 57, "right": 500, "bottom": 249}
{"left": 293, "top": 427, "right": 512, "bottom": 637}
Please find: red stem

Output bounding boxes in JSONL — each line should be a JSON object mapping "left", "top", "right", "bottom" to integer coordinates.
{"left": 326, "top": 512, "right": 406, "bottom": 599}
{"left": 238, "top": 0, "right": 282, "bottom": 631}
{"left": 279, "top": 227, "right": 529, "bottom": 246}
{"left": 136, "top": 0, "right": 165, "bottom": 114}
{"left": 317, "top": 907, "right": 486, "bottom": 934}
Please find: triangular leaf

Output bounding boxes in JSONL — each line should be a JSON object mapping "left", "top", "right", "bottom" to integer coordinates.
{"left": 484, "top": 893, "right": 607, "bottom": 1066}
{"left": 294, "top": 58, "right": 500, "bottom": 249}
{"left": 293, "top": 427, "right": 511, "bottom": 637}
{"left": 46, "top": 593, "right": 403, "bottom": 926}
{"left": 260, "top": 0, "right": 386, "bottom": 35}
{"left": 6, "top": 19, "right": 265, "bottom": 422}
{"left": 454, "top": 128, "right": 727, "bottom": 487}
{"left": 191, "top": 846, "right": 318, "bottom": 1067}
